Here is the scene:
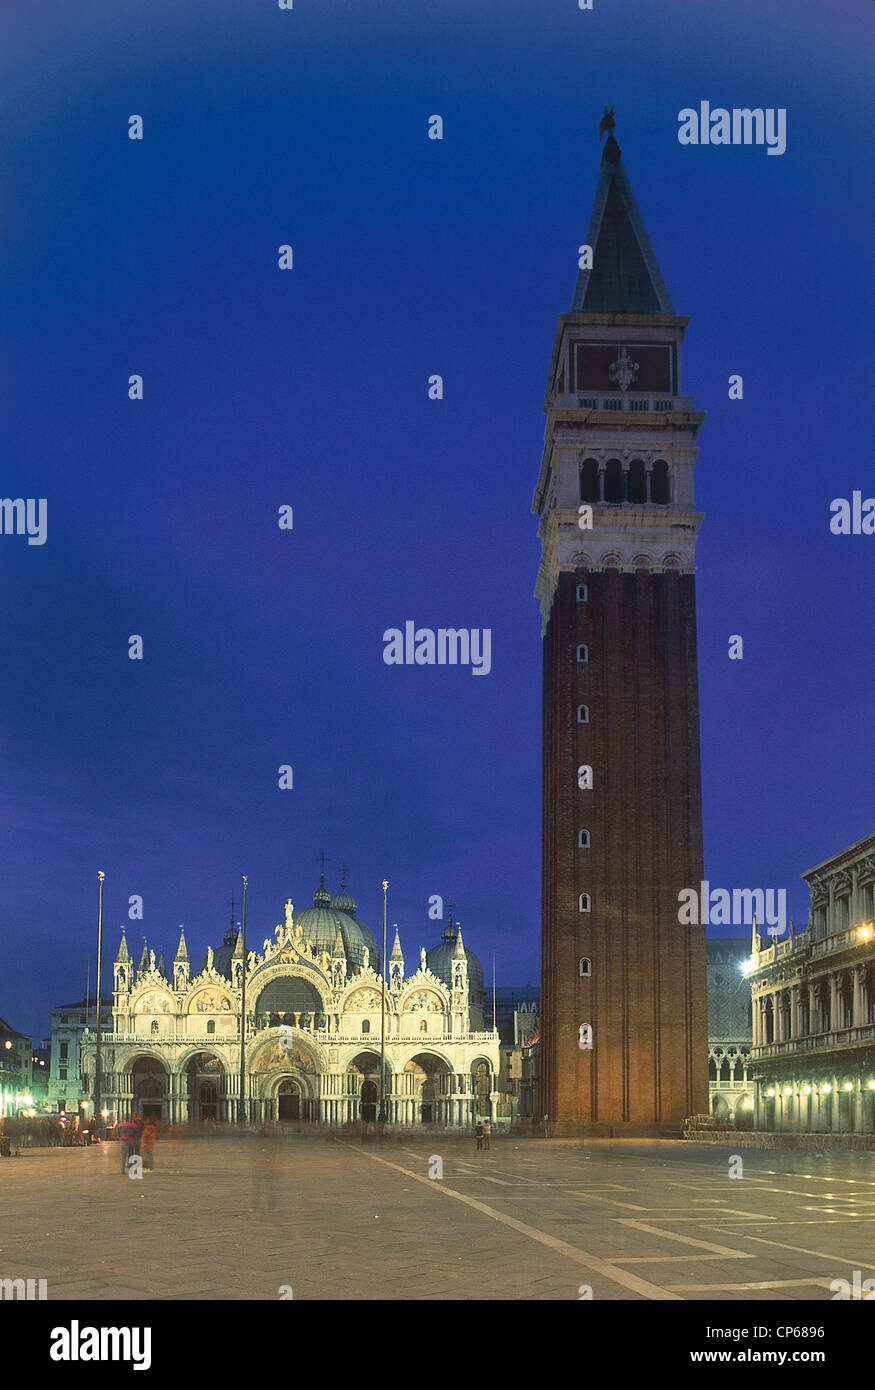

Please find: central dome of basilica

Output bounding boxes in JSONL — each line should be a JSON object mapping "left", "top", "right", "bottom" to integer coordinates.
{"left": 292, "top": 876, "right": 380, "bottom": 972}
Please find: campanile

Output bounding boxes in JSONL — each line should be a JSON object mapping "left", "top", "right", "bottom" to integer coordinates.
{"left": 533, "top": 113, "right": 709, "bottom": 1133}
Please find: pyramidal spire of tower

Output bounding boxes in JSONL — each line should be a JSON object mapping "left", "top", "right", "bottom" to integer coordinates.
{"left": 115, "top": 929, "right": 130, "bottom": 964}
{"left": 572, "top": 108, "right": 675, "bottom": 316}
{"left": 174, "top": 928, "right": 189, "bottom": 961}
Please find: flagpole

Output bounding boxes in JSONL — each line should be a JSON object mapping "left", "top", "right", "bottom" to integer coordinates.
{"left": 238, "top": 875, "right": 248, "bottom": 1124}
{"left": 379, "top": 879, "right": 388, "bottom": 1124}
{"left": 492, "top": 952, "right": 496, "bottom": 1031}
{"left": 93, "top": 872, "right": 105, "bottom": 1136}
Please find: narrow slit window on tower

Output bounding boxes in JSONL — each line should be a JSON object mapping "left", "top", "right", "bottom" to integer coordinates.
{"left": 578, "top": 893, "right": 591, "bottom": 913}
{"left": 577, "top": 704, "right": 589, "bottom": 723}
{"left": 578, "top": 956, "right": 592, "bottom": 977}
{"left": 576, "top": 644, "right": 588, "bottom": 663}
{"left": 576, "top": 583, "right": 588, "bottom": 602}
{"left": 651, "top": 459, "right": 670, "bottom": 505}
{"left": 578, "top": 829, "right": 591, "bottom": 848}
{"left": 577, "top": 765, "right": 593, "bottom": 789}
{"left": 579, "top": 459, "right": 599, "bottom": 503}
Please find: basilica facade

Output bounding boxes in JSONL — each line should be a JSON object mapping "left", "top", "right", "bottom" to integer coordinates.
{"left": 80, "top": 877, "right": 501, "bottom": 1129}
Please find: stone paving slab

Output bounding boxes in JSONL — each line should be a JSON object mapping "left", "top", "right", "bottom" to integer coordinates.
{"left": 0, "top": 1135, "right": 872, "bottom": 1300}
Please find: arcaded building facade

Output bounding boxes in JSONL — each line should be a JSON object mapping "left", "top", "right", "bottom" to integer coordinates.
{"left": 80, "top": 878, "right": 501, "bottom": 1129}
{"left": 706, "top": 939, "right": 753, "bottom": 1128}
{"left": 747, "top": 833, "right": 875, "bottom": 1133}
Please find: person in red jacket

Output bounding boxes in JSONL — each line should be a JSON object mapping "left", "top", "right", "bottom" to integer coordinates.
{"left": 116, "top": 1115, "right": 137, "bottom": 1174}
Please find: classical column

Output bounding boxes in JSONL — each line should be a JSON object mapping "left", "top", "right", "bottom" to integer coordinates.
{"left": 851, "top": 868, "right": 860, "bottom": 928}
{"left": 832, "top": 1076, "right": 842, "bottom": 1133}
{"left": 854, "top": 1079, "right": 866, "bottom": 1135}
{"left": 853, "top": 967, "right": 865, "bottom": 1030}
{"left": 790, "top": 987, "right": 799, "bottom": 1041}
{"left": 828, "top": 974, "right": 839, "bottom": 1033}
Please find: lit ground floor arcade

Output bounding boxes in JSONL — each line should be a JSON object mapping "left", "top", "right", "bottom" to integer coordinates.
{"left": 751, "top": 1046, "right": 875, "bottom": 1133}
{"left": 82, "top": 1036, "right": 502, "bottom": 1128}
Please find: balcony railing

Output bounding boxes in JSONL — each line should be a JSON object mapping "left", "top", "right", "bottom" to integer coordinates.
{"left": 82, "top": 1028, "right": 499, "bottom": 1047}
{"left": 553, "top": 392, "right": 694, "bottom": 413}
{"left": 752, "top": 1022, "right": 875, "bottom": 1060}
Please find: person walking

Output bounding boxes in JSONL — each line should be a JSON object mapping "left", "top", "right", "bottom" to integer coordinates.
{"left": 140, "top": 1120, "right": 156, "bottom": 1170}
{"left": 130, "top": 1113, "right": 143, "bottom": 1158}
{"left": 482, "top": 1119, "right": 491, "bottom": 1151}
{"left": 116, "top": 1114, "right": 137, "bottom": 1174}
{"left": 475, "top": 1121, "right": 483, "bottom": 1151}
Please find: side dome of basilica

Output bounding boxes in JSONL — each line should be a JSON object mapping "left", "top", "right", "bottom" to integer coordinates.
{"left": 426, "top": 908, "right": 485, "bottom": 1006}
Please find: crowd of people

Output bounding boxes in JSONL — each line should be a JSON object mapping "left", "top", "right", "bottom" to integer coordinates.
{"left": 0, "top": 1113, "right": 97, "bottom": 1151}
{"left": 2, "top": 1112, "right": 501, "bottom": 1158}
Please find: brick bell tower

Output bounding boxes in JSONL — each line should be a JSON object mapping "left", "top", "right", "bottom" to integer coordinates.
{"left": 532, "top": 111, "right": 708, "bottom": 1134}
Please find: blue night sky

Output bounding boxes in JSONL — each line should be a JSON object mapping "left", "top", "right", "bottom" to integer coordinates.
{"left": 1, "top": 0, "right": 871, "bottom": 1040}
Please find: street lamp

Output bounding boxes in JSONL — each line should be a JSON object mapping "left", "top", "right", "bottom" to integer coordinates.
{"left": 238, "top": 875, "right": 248, "bottom": 1125}
{"left": 379, "top": 879, "right": 388, "bottom": 1126}
{"left": 93, "top": 872, "right": 105, "bottom": 1137}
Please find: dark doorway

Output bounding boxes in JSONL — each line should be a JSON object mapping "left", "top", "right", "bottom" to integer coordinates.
{"left": 277, "top": 1078, "right": 303, "bottom": 1122}
{"left": 361, "top": 1078, "right": 377, "bottom": 1123}
{"left": 142, "top": 1103, "right": 162, "bottom": 1121}
{"left": 278, "top": 1091, "right": 300, "bottom": 1121}
{"left": 199, "top": 1082, "right": 218, "bottom": 1121}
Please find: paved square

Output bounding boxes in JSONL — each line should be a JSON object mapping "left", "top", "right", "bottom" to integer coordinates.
{"left": 2, "top": 1135, "right": 874, "bottom": 1300}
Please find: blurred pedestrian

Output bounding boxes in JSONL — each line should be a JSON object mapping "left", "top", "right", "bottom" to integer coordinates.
{"left": 116, "top": 1114, "right": 137, "bottom": 1174}
{"left": 483, "top": 1119, "right": 491, "bottom": 1151}
{"left": 140, "top": 1120, "right": 156, "bottom": 1170}
{"left": 475, "top": 1121, "right": 483, "bottom": 1151}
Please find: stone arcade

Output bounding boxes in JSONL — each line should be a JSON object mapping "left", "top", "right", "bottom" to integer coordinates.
{"left": 80, "top": 875, "right": 500, "bottom": 1129}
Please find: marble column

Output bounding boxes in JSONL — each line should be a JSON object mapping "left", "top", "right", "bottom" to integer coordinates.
{"left": 853, "top": 967, "right": 865, "bottom": 1030}
{"left": 854, "top": 1079, "right": 866, "bottom": 1134}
